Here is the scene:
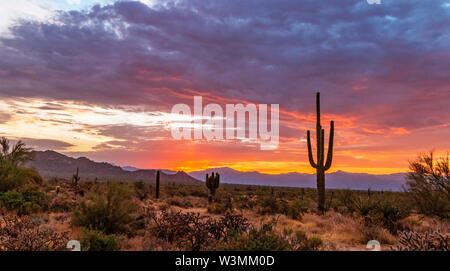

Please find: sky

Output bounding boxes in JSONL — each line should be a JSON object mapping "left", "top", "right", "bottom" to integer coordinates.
{"left": 0, "top": 0, "right": 449, "bottom": 174}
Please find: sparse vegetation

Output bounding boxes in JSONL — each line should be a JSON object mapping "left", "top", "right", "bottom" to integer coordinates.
{"left": 72, "top": 181, "right": 137, "bottom": 234}
{"left": 406, "top": 152, "right": 450, "bottom": 219}
{"left": 0, "top": 137, "right": 42, "bottom": 192}
{"left": 80, "top": 229, "right": 117, "bottom": 251}
{"left": 0, "top": 138, "right": 448, "bottom": 251}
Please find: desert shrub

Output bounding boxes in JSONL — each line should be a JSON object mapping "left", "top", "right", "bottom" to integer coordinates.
{"left": 189, "top": 189, "right": 208, "bottom": 198}
{"left": 281, "top": 200, "right": 308, "bottom": 220}
{"left": 395, "top": 231, "right": 449, "bottom": 251}
{"left": 134, "top": 181, "right": 150, "bottom": 201}
{"left": 258, "top": 196, "right": 282, "bottom": 215}
{"left": 0, "top": 138, "right": 42, "bottom": 192}
{"left": 235, "top": 195, "right": 257, "bottom": 209}
{"left": 148, "top": 210, "right": 248, "bottom": 251}
{"left": 359, "top": 224, "right": 395, "bottom": 245}
{"left": 375, "top": 199, "right": 410, "bottom": 233}
{"left": 167, "top": 197, "right": 194, "bottom": 208}
{"left": 0, "top": 185, "right": 47, "bottom": 215}
{"left": 351, "top": 196, "right": 378, "bottom": 217}
{"left": 0, "top": 215, "right": 68, "bottom": 251}
{"left": 405, "top": 152, "right": 450, "bottom": 219}
{"left": 49, "top": 193, "right": 75, "bottom": 212}
{"left": 302, "top": 236, "right": 323, "bottom": 251}
{"left": 80, "top": 229, "right": 117, "bottom": 251}
{"left": 72, "top": 181, "right": 137, "bottom": 234}
{"left": 283, "top": 230, "right": 323, "bottom": 251}
{"left": 222, "top": 220, "right": 291, "bottom": 251}
{"left": 207, "top": 196, "right": 233, "bottom": 214}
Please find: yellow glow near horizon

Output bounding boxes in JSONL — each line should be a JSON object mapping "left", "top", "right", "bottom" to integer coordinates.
{"left": 0, "top": 97, "right": 446, "bottom": 175}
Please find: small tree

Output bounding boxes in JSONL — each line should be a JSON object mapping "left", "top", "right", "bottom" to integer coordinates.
{"left": 72, "top": 181, "right": 136, "bottom": 234}
{"left": 0, "top": 137, "right": 42, "bottom": 192}
{"left": 406, "top": 152, "right": 450, "bottom": 219}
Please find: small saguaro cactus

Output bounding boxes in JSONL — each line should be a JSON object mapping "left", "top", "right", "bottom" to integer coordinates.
{"left": 206, "top": 172, "right": 220, "bottom": 203}
{"left": 306, "top": 92, "right": 334, "bottom": 214}
{"left": 155, "top": 170, "right": 160, "bottom": 199}
{"left": 72, "top": 168, "right": 81, "bottom": 186}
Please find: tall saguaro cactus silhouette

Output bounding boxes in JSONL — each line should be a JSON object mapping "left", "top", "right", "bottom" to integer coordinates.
{"left": 307, "top": 92, "right": 334, "bottom": 213}
{"left": 72, "top": 168, "right": 80, "bottom": 186}
{"left": 206, "top": 172, "right": 220, "bottom": 203}
{"left": 155, "top": 170, "right": 160, "bottom": 199}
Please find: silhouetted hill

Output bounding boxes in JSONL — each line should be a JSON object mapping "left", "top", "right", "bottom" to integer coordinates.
{"left": 27, "top": 150, "right": 201, "bottom": 185}
{"left": 188, "top": 167, "right": 407, "bottom": 191}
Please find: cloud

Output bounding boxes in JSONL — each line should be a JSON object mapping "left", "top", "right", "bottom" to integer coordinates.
{"left": 0, "top": 0, "right": 449, "bottom": 173}
{"left": 20, "top": 138, "right": 74, "bottom": 151}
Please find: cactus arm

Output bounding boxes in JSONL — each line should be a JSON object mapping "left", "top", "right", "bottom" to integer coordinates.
{"left": 324, "top": 121, "right": 334, "bottom": 171}
{"left": 307, "top": 130, "right": 317, "bottom": 168}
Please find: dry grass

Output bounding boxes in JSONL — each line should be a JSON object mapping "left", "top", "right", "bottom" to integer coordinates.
{"left": 1, "top": 180, "right": 448, "bottom": 251}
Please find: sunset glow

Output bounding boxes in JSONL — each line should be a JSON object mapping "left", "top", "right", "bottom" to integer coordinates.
{"left": 1, "top": 0, "right": 449, "bottom": 175}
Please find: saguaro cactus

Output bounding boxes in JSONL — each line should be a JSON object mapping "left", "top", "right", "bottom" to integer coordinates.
{"left": 72, "top": 168, "right": 80, "bottom": 186}
{"left": 155, "top": 170, "right": 160, "bottom": 199}
{"left": 307, "top": 92, "right": 334, "bottom": 213}
{"left": 206, "top": 172, "right": 220, "bottom": 203}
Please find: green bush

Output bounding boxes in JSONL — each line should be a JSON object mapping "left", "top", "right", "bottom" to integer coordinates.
{"left": 0, "top": 138, "right": 42, "bottom": 192}
{"left": 0, "top": 185, "right": 46, "bottom": 215}
{"left": 224, "top": 221, "right": 291, "bottom": 251}
{"left": 375, "top": 199, "right": 410, "bottom": 233}
{"left": 258, "top": 196, "right": 281, "bottom": 215}
{"left": 406, "top": 152, "right": 450, "bottom": 219}
{"left": 282, "top": 200, "right": 308, "bottom": 220}
{"left": 80, "top": 229, "right": 117, "bottom": 251}
{"left": 134, "top": 181, "right": 150, "bottom": 201}
{"left": 72, "top": 181, "right": 136, "bottom": 234}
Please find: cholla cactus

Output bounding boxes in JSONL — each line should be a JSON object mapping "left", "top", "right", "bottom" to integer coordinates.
{"left": 206, "top": 172, "right": 220, "bottom": 203}
{"left": 395, "top": 231, "right": 449, "bottom": 251}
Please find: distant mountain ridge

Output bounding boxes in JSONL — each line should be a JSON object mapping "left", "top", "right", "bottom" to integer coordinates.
{"left": 27, "top": 151, "right": 408, "bottom": 191}
{"left": 27, "top": 150, "right": 201, "bottom": 185}
{"left": 188, "top": 167, "right": 408, "bottom": 191}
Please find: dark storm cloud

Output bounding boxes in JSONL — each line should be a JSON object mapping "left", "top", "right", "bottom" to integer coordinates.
{"left": 0, "top": 0, "right": 449, "bottom": 131}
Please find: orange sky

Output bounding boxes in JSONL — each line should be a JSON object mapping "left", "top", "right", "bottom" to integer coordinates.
{"left": 1, "top": 1, "right": 449, "bottom": 174}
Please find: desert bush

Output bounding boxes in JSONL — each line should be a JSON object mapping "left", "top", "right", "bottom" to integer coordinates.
{"left": 49, "top": 193, "right": 75, "bottom": 212}
{"left": 0, "top": 215, "right": 68, "bottom": 251}
{"left": 134, "top": 181, "right": 150, "bottom": 201}
{"left": 235, "top": 195, "right": 257, "bottom": 209}
{"left": 281, "top": 200, "right": 308, "bottom": 220}
{"left": 207, "top": 196, "right": 232, "bottom": 214}
{"left": 148, "top": 210, "right": 248, "bottom": 251}
{"left": 359, "top": 223, "right": 395, "bottom": 245}
{"left": 394, "top": 231, "right": 449, "bottom": 251}
{"left": 222, "top": 220, "right": 291, "bottom": 251}
{"left": 0, "top": 185, "right": 47, "bottom": 215}
{"left": 375, "top": 199, "right": 410, "bottom": 233}
{"left": 283, "top": 230, "right": 323, "bottom": 251}
{"left": 258, "top": 196, "right": 282, "bottom": 215}
{"left": 80, "top": 229, "right": 117, "bottom": 251}
{"left": 0, "top": 138, "right": 42, "bottom": 192}
{"left": 167, "top": 197, "right": 194, "bottom": 208}
{"left": 406, "top": 152, "right": 450, "bottom": 219}
{"left": 72, "top": 181, "right": 137, "bottom": 234}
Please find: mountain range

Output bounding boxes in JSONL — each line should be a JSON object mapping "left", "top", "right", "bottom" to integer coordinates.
{"left": 27, "top": 150, "right": 201, "bottom": 185}
{"left": 27, "top": 150, "right": 408, "bottom": 191}
{"left": 188, "top": 167, "right": 408, "bottom": 191}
